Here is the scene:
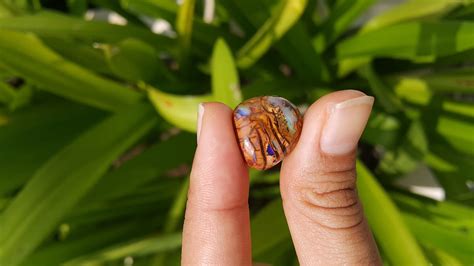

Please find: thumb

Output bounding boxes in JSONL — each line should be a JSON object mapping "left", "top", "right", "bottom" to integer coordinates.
{"left": 280, "top": 90, "right": 381, "bottom": 265}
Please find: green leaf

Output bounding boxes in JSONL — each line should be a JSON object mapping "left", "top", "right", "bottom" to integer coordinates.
{"left": 153, "top": 178, "right": 190, "bottom": 265}
{"left": 63, "top": 233, "right": 182, "bottom": 265}
{"left": 447, "top": 2, "right": 474, "bottom": 19}
{"left": 0, "top": 11, "right": 173, "bottom": 50}
{"left": 422, "top": 243, "right": 464, "bottom": 266}
{"left": 377, "top": 121, "right": 428, "bottom": 177}
{"left": 362, "top": 0, "right": 468, "bottom": 33}
{"left": 337, "top": 21, "right": 474, "bottom": 60}
{"left": 83, "top": 133, "right": 195, "bottom": 203}
{"left": 362, "top": 110, "right": 401, "bottom": 148}
{"left": 437, "top": 114, "right": 474, "bottom": 154}
{"left": 5, "top": 0, "right": 41, "bottom": 11}
{"left": 41, "top": 37, "right": 114, "bottom": 76}
{"left": 0, "top": 81, "right": 15, "bottom": 104}
{"left": 391, "top": 192, "right": 474, "bottom": 229}
{"left": 236, "top": 0, "right": 308, "bottom": 68}
{"left": 357, "top": 161, "right": 427, "bottom": 265}
{"left": 277, "top": 23, "right": 329, "bottom": 81}
{"left": 0, "top": 2, "right": 18, "bottom": 17}
{"left": 224, "top": 0, "right": 327, "bottom": 81}
{"left": 359, "top": 63, "right": 403, "bottom": 113}
{"left": 312, "top": 0, "right": 376, "bottom": 51}
{"left": 67, "top": 0, "right": 88, "bottom": 16}
{"left": 211, "top": 38, "right": 241, "bottom": 108}
{"left": 121, "top": 0, "right": 177, "bottom": 22}
{"left": 176, "top": 0, "right": 196, "bottom": 69}
{"left": 148, "top": 87, "right": 213, "bottom": 132}
{"left": 0, "top": 30, "right": 142, "bottom": 111}
{"left": 0, "top": 104, "right": 157, "bottom": 265}
{"left": 0, "top": 99, "right": 106, "bottom": 196}
{"left": 22, "top": 219, "right": 163, "bottom": 266}
{"left": 106, "top": 38, "right": 175, "bottom": 84}
{"left": 388, "top": 68, "right": 474, "bottom": 94}
{"left": 251, "top": 198, "right": 291, "bottom": 260}
{"left": 402, "top": 212, "right": 474, "bottom": 264}
{"left": 337, "top": 0, "right": 471, "bottom": 77}
{"left": 90, "top": 0, "right": 148, "bottom": 26}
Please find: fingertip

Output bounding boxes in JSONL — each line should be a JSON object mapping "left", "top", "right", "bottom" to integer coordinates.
{"left": 190, "top": 101, "right": 248, "bottom": 210}
{"left": 283, "top": 90, "right": 372, "bottom": 177}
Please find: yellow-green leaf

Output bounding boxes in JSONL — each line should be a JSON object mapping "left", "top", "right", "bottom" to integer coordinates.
{"left": 357, "top": 161, "right": 427, "bottom": 265}
{"left": 147, "top": 88, "right": 213, "bottom": 132}
{"left": 338, "top": 0, "right": 471, "bottom": 77}
{"left": 0, "top": 30, "right": 142, "bottom": 112}
{"left": 236, "top": 0, "right": 307, "bottom": 68}
{"left": 211, "top": 38, "right": 241, "bottom": 108}
{"left": 176, "top": 0, "right": 196, "bottom": 68}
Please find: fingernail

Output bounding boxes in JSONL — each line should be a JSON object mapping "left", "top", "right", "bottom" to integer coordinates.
{"left": 320, "top": 95, "right": 374, "bottom": 155}
{"left": 197, "top": 103, "right": 205, "bottom": 143}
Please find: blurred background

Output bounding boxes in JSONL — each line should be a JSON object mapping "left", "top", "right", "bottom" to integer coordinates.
{"left": 0, "top": 0, "right": 473, "bottom": 265}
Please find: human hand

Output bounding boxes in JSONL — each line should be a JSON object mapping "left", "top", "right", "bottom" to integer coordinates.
{"left": 181, "top": 90, "right": 382, "bottom": 265}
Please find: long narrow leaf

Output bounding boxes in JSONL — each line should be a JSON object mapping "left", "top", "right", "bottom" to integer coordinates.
{"left": 121, "top": 0, "right": 177, "bottom": 22}
{"left": 312, "top": 0, "right": 376, "bottom": 51}
{"left": 357, "top": 161, "right": 427, "bottom": 265}
{"left": 337, "top": 0, "right": 470, "bottom": 76}
{"left": 148, "top": 87, "right": 213, "bottom": 132}
{"left": 0, "top": 11, "right": 173, "bottom": 49}
{"left": 0, "top": 30, "right": 142, "bottom": 111}
{"left": 338, "top": 21, "right": 474, "bottom": 60}
{"left": 176, "top": 0, "right": 196, "bottom": 70}
{"left": 362, "top": 0, "right": 468, "bottom": 33}
{"left": 0, "top": 104, "right": 157, "bottom": 265}
{"left": 0, "top": 99, "right": 105, "bottom": 196}
{"left": 236, "top": 0, "right": 307, "bottom": 68}
{"left": 211, "top": 38, "right": 241, "bottom": 108}
{"left": 63, "top": 233, "right": 182, "bottom": 265}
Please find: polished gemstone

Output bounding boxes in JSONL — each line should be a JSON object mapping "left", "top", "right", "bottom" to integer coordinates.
{"left": 233, "top": 96, "right": 303, "bottom": 170}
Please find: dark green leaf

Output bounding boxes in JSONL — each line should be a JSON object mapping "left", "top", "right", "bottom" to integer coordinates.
{"left": 0, "top": 104, "right": 156, "bottom": 265}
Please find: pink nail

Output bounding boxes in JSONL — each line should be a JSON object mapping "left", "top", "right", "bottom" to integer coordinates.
{"left": 320, "top": 96, "right": 374, "bottom": 155}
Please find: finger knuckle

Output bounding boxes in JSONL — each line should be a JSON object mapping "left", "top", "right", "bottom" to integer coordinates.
{"left": 289, "top": 167, "right": 364, "bottom": 230}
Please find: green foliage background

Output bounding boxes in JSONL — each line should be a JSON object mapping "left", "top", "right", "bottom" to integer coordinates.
{"left": 0, "top": 0, "right": 473, "bottom": 265}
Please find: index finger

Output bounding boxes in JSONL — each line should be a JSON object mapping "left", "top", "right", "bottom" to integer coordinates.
{"left": 181, "top": 103, "right": 252, "bottom": 266}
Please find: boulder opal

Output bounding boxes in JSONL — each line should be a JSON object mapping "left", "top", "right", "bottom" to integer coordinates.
{"left": 233, "top": 96, "right": 303, "bottom": 170}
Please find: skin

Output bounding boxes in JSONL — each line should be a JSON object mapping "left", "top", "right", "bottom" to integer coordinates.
{"left": 181, "top": 90, "right": 382, "bottom": 266}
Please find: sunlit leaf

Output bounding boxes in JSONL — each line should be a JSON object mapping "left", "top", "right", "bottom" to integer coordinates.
{"left": 362, "top": 0, "right": 468, "bottom": 33}
{"left": 337, "top": 0, "right": 471, "bottom": 76}
{"left": 63, "top": 233, "right": 182, "bottom": 265}
{"left": 176, "top": 0, "right": 196, "bottom": 69}
{"left": 148, "top": 87, "right": 213, "bottom": 132}
{"left": 0, "top": 30, "right": 142, "bottom": 111}
{"left": 211, "top": 38, "right": 241, "bottom": 108}
{"left": 357, "top": 161, "right": 427, "bottom": 265}
{"left": 338, "top": 21, "right": 474, "bottom": 60}
{"left": 236, "top": 0, "right": 307, "bottom": 68}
